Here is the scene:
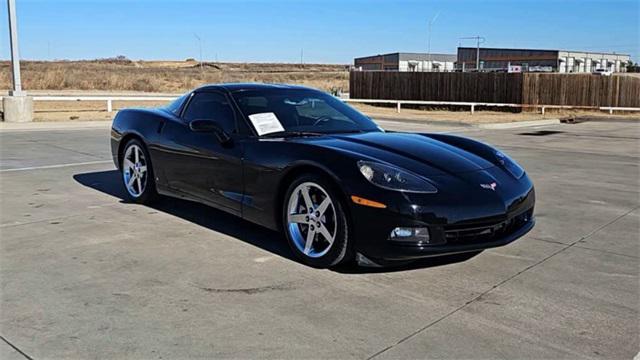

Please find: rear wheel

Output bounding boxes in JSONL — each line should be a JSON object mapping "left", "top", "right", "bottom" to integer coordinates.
{"left": 283, "top": 174, "right": 351, "bottom": 268}
{"left": 121, "top": 139, "right": 158, "bottom": 204}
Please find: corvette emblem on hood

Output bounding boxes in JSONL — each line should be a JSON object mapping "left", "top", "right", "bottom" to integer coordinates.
{"left": 480, "top": 182, "right": 498, "bottom": 191}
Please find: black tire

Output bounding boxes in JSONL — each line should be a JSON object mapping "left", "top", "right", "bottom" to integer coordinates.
{"left": 282, "top": 173, "right": 352, "bottom": 268}
{"left": 121, "top": 139, "right": 159, "bottom": 204}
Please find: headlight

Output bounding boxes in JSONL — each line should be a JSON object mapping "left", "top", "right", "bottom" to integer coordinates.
{"left": 357, "top": 161, "right": 437, "bottom": 193}
{"left": 495, "top": 151, "right": 524, "bottom": 179}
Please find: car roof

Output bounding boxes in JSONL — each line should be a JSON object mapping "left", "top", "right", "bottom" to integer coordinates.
{"left": 195, "top": 83, "right": 317, "bottom": 93}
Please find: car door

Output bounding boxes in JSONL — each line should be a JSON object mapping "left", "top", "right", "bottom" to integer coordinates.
{"left": 160, "top": 91, "right": 244, "bottom": 215}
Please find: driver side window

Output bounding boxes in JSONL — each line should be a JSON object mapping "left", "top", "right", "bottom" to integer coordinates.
{"left": 183, "top": 92, "right": 237, "bottom": 133}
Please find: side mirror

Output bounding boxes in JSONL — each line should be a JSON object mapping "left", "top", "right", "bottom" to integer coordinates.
{"left": 189, "top": 119, "right": 232, "bottom": 144}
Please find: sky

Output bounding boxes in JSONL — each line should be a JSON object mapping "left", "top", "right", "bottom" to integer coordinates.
{"left": 1, "top": 0, "right": 638, "bottom": 64}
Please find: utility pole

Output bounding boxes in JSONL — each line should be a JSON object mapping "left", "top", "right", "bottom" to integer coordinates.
{"left": 4, "top": 0, "right": 32, "bottom": 122}
{"left": 459, "top": 36, "right": 485, "bottom": 71}
{"left": 476, "top": 36, "right": 483, "bottom": 71}
{"left": 194, "top": 33, "right": 203, "bottom": 71}
{"left": 427, "top": 12, "right": 440, "bottom": 72}
{"left": 300, "top": 48, "right": 304, "bottom": 69}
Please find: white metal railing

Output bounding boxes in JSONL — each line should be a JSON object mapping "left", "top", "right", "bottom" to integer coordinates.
{"left": 30, "top": 95, "right": 177, "bottom": 113}
{"left": 1, "top": 95, "right": 637, "bottom": 116}
{"left": 342, "top": 98, "right": 640, "bottom": 115}
{"left": 599, "top": 106, "right": 640, "bottom": 114}
{"left": 343, "top": 99, "right": 521, "bottom": 114}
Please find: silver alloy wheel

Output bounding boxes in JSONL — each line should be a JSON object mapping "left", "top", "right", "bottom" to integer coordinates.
{"left": 122, "top": 144, "right": 148, "bottom": 198}
{"left": 287, "top": 182, "right": 337, "bottom": 258}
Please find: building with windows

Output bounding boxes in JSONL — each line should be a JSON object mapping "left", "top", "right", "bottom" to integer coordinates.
{"left": 354, "top": 52, "right": 457, "bottom": 72}
{"left": 456, "top": 47, "right": 631, "bottom": 73}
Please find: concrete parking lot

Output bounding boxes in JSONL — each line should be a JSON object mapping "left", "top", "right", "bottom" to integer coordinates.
{"left": 1, "top": 119, "right": 638, "bottom": 359}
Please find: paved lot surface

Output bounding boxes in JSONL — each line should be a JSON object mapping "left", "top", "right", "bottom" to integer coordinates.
{"left": 1, "top": 119, "right": 638, "bottom": 359}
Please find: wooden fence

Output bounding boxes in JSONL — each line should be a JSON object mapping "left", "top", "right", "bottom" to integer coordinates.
{"left": 522, "top": 74, "right": 640, "bottom": 108}
{"left": 350, "top": 71, "right": 640, "bottom": 108}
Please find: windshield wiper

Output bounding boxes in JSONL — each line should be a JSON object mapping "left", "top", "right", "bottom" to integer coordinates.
{"left": 329, "top": 129, "right": 366, "bottom": 134}
{"left": 260, "top": 131, "right": 325, "bottom": 138}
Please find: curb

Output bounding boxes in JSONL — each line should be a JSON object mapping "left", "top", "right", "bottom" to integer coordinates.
{"left": 376, "top": 117, "right": 562, "bottom": 129}
{"left": 565, "top": 116, "right": 640, "bottom": 124}
{"left": 373, "top": 117, "right": 474, "bottom": 127}
{"left": 476, "top": 119, "right": 561, "bottom": 129}
{"left": 0, "top": 121, "right": 112, "bottom": 132}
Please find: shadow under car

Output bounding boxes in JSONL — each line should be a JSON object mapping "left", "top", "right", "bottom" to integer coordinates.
{"left": 73, "top": 170, "right": 481, "bottom": 273}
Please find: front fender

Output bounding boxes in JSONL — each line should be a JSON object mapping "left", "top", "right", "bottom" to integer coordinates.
{"left": 241, "top": 139, "right": 367, "bottom": 230}
{"left": 110, "top": 108, "right": 172, "bottom": 171}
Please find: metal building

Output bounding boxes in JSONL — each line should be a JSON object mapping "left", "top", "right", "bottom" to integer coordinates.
{"left": 354, "top": 52, "right": 457, "bottom": 72}
{"left": 457, "top": 47, "right": 631, "bottom": 73}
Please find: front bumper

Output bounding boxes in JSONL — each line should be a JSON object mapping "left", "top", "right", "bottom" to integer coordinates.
{"left": 348, "top": 184, "right": 536, "bottom": 262}
{"left": 364, "top": 215, "right": 534, "bottom": 262}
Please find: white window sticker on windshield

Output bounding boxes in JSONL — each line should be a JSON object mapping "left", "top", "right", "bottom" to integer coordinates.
{"left": 248, "top": 112, "right": 285, "bottom": 136}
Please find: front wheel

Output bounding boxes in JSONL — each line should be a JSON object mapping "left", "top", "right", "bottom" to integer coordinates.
{"left": 121, "top": 139, "right": 158, "bottom": 204}
{"left": 282, "top": 174, "right": 352, "bottom": 268}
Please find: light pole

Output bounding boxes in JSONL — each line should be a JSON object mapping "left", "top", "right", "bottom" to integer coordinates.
{"left": 427, "top": 12, "right": 440, "bottom": 72}
{"left": 4, "top": 0, "right": 32, "bottom": 122}
{"left": 7, "top": 0, "right": 23, "bottom": 95}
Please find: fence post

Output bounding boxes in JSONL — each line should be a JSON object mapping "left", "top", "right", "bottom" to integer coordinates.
{"left": 541, "top": 106, "right": 545, "bottom": 115}
{"left": 470, "top": 104, "right": 475, "bottom": 115}
{"left": 609, "top": 107, "right": 613, "bottom": 115}
{"left": 396, "top": 102, "right": 401, "bottom": 113}
{"left": 107, "top": 99, "right": 113, "bottom": 113}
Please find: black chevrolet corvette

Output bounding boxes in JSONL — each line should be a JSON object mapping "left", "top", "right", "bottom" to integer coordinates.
{"left": 110, "top": 83, "right": 535, "bottom": 268}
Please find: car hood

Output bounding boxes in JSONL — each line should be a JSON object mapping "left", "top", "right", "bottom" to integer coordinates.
{"left": 308, "top": 131, "right": 497, "bottom": 176}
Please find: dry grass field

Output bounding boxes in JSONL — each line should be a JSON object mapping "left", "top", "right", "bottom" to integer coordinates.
{"left": 0, "top": 59, "right": 349, "bottom": 93}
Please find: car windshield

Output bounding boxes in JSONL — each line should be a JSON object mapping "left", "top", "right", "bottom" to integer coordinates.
{"left": 232, "top": 88, "right": 381, "bottom": 135}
